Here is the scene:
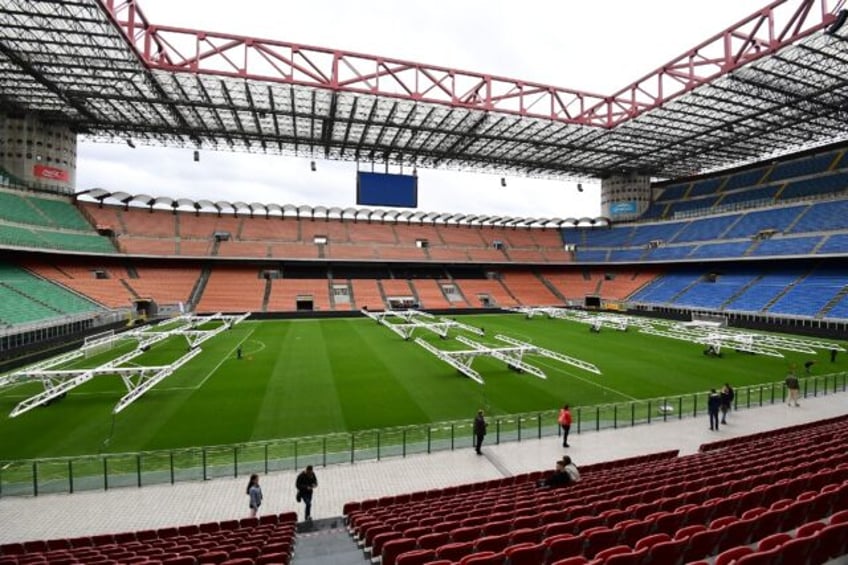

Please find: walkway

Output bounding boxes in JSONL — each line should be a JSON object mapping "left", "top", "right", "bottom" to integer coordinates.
{"left": 1, "top": 391, "right": 846, "bottom": 545}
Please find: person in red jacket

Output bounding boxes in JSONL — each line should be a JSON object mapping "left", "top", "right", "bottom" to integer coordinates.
{"left": 558, "top": 404, "right": 573, "bottom": 447}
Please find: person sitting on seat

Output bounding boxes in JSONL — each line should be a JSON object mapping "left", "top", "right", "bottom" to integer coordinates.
{"left": 562, "top": 455, "right": 581, "bottom": 483}
{"left": 538, "top": 460, "right": 571, "bottom": 489}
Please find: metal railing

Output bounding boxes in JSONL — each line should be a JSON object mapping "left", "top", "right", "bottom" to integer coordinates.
{"left": 1, "top": 372, "right": 845, "bottom": 497}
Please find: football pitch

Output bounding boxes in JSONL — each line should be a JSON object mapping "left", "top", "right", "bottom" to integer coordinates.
{"left": 0, "top": 313, "right": 843, "bottom": 461}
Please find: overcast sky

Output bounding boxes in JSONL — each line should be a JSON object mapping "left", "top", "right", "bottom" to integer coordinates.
{"left": 77, "top": 0, "right": 772, "bottom": 217}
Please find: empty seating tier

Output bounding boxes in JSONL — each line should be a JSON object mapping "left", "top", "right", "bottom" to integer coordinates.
{"left": 0, "top": 512, "right": 298, "bottom": 565}
{"left": 344, "top": 415, "right": 848, "bottom": 565}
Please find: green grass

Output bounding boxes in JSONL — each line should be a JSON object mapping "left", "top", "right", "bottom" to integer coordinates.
{"left": 0, "top": 314, "right": 844, "bottom": 461}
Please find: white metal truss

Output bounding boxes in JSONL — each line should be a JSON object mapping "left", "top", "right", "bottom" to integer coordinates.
{"left": 112, "top": 347, "right": 203, "bottom": 414}
{"left": 493, "top": 334, "right": 602, "bottom": 375}
{"left": 5, "top": 312, "right": 250, "bottom": 417}
{"left": 510, "top": 306, "right": 637, "bottom": 332}
{"left": 362, "top": 309, "right": 485, "bottom": 340}
{"left": 414, "top": 338, "right": 486, "bottom": 384}
{"left": 456, "top": 336, "right": 548, "bottom": 379}
{"left": 640, "top": 326, "right": 784, "bottom": 358}
{"left": 415, "top": 333, "right": 600, "bottom": 384}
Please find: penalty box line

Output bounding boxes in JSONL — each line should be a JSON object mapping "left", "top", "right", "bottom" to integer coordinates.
{"left": 535, "top": 359, "right": 638, "bottom": 401}
{"left": 160, "top": 326, "right": 258, "bottom": 392}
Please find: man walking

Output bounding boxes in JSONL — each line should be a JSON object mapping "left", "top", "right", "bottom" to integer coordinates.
{"left": 708, "top": 389, "right": 721, "bottom": 431}
{"left": 295, "top": 465, "right": 318, "bottom": 521}
{"left": 473, "top": 409, "right": 487, "bottom": 455}
{"left": 785, "top": 371, "right": 801, "bottom": 407}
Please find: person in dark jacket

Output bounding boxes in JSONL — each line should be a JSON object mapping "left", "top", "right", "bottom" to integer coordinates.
{"left": 708, "top": 389, "right": 722, "bottom": 431}
{"left": 473, "top": 409, "right": 487, "bottom": 455}
{"left": 538, "top": 460, "right": 571, "bottom": 489}
{"left": 720, "top": 383, "right": 734, "bottom": 424}
{"left": 295, "top": 465, "right": 318, "bottom": 521}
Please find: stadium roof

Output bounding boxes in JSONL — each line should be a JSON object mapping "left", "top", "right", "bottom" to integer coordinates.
{"left": 76, "top": 188, "right": 607, "bottom": 228}
{"left": 1, "top": 0, "right": 847, "bottom": 180}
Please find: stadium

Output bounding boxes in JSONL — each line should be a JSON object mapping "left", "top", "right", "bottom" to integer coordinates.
{"left": 1, "top": 0, "right": 848, "bottom": 563}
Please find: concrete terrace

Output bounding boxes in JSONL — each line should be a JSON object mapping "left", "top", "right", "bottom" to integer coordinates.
{"left": 1, "top": 391, "right": 847, "bottom": 546}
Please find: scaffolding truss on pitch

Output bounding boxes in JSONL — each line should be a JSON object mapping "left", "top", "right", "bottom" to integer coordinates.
{"left": 415, "top": 334, "right": 601, "bottom": 385}
{"left": 639, "top": 324, "right": 846, "bottom": 358}
{"left": 2, "top": 312, "right": 250, "bottom": 417}
{"left": 361, "top": 309, "right": 484, "bottom": 340}
{"left": 510, "top": 306, "right": 639, "bottom": 332}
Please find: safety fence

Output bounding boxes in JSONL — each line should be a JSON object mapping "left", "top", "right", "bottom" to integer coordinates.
{"left": 1, "top": 372, "right": 845, "bottom": 497}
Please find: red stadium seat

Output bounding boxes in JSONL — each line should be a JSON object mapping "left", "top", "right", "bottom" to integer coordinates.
{"left": 714, "top": 545, "right": 754, "bottom": 565}
{"left": 502, "top": 542, "right": 546, "bottom": 565}
{"left": 395, "top": 548, "right": 436, "bottom": 565}
{"left": 381, "top": 538, "right": 417, "bottom": 565}
{"left": 603, "top": 548, "right": 649, "bottom": 565}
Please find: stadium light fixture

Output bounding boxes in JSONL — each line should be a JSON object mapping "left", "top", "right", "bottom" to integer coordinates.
{"left": 826, "top": 9, "right": 847, "bottom": 35}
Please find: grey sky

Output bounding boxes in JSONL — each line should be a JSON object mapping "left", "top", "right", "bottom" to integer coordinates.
{"left": 77, "top": 0, "right": 771, "bottom": 217}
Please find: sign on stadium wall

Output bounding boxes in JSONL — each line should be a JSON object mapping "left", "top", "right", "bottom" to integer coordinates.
{"left": 610, "top": 201, "right": 638, "bottom": 216}
{"left": 33, "top": 164, "right": 69, "bottom": 182}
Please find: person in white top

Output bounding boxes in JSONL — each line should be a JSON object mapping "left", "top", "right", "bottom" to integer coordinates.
{"left": 562, "top": 455, "right": 580, "bottom": 483}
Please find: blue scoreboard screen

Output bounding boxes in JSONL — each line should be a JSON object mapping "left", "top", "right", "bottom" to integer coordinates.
{"left": 356, "top": 171, "right": 418, "bottom": 208}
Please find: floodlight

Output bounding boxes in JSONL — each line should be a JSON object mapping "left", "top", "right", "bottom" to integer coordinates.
{"left": 826, "top": 9, "right": 847, "bottom": 35}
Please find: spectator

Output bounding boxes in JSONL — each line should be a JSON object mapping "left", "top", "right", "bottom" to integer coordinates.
{"left": 473, "top": 409, "right": 487, "bottom": 455}
{"left": 720, "top": 383, "right": 734, "bottom": 424}
{"left": 831, "top": 348, "right": 838, "bottom": 363}
{"left": 562, "top": 455, "right": 581, "bottom": 483}
{"left": 295, "top": 465, "right": 318, "bottom": 521}
{"left": 785, "top": 371, "right": 801, "bottom": 407}
{"left": 246, "top": 473, "right": 262, "bottom": 518}
{"left": 558, "top": 404, "right": 573, "bottom": 447}
{"left": 804, "top": 360, "right": 815, "bottom": 375}
{"left": 538, "top": 460, "right": 570, "bottom": 489}
{"left": 707, "top": 389, "right": 721, "bottom": 431}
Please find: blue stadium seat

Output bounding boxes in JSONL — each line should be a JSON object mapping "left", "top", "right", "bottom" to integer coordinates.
{"left": 629, "top": 271, "right": 702, "bottom": 303}
{"left": 722, "top": 167, "right": 768, "bottom": 191}
{"left": 688, "top": 241, "right": 752, "bottom": 259}
{"left": 688, "top": 178, "right": 722, "bottom": 197}
{"left": 788, "top": 198, "right": 848, "bottom": 233}
{"left": 630, "top": 223, "right": 686, "bottom": 246}
{"left": 643, "top": 245, "right": 694, "bottom": 260}
{"left": 750, "top": 236, "right": 821, "bottom": 257}
{"left": 719, "top": 185, "right": 779, "bottom": 207}
{"left": 723, "top": 206, "right": 805, "bottom": 239}
{"left": 609, "top": 248, "right": 645, "bottom": 262}
{"left": 817, "top": 233, "right": 848, "bottom": 255}
{"left": 574, "top": 249, "right": 609, "bottom": 262}
{"left": 725, "top": 270, "right": 806, "bottom": 313}
{"left": 671, "top": 215, "right": 739, "bottom": 243}
{"left": 655, "top": 183, "right": 689, "bottom": 202}
{"left": 767, "top": 151, "right": 839, "bottom": 182}
{"left": 666, "top": 196, "right": 719, "bottom": 217}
